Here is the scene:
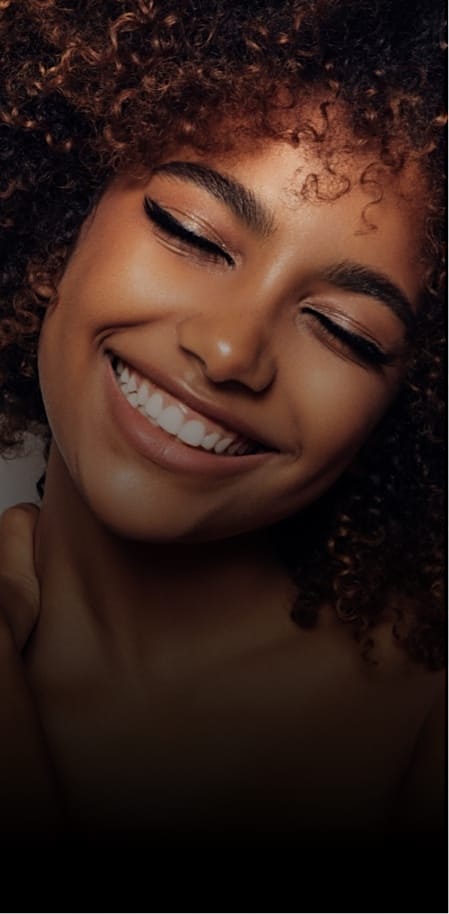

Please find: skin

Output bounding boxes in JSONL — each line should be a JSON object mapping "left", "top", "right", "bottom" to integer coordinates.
{"left": 38, "top": 142, "right": 418, "bottom": 543}
{"left": 0, "top": 139, "right": 445, "bottom": 844}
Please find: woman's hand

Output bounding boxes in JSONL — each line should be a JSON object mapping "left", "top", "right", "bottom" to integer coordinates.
{"left": 0, "top": 503, "right": 40, "bottom": 651}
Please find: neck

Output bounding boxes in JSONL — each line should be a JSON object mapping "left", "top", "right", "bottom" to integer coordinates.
{"left": 34, "top": 445, "right": 294, "bottom": 661}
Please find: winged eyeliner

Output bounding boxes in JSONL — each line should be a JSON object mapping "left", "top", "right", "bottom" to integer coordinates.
{"left": 144, "top": 197, "right": 234, "bottom": 266}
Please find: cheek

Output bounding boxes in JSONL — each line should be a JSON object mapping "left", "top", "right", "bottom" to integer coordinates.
{"left": 38, "top": 308, "right": 64, "bottom": 406}
{"left": 37, "top": 289, "right": 99, "bottom": 465}
{"left": 60, "top": 243, "right": 197, "bottom": 335}
{"left": 284, "top": 347, "right": 397, "bottom": 464}
{"left": 37, "top": 312, "right": 78, "bottom": 461}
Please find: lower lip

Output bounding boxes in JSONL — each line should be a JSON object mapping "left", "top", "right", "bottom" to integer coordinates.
{"left": 105, "top": 356, "right": 276, "bottom": 478}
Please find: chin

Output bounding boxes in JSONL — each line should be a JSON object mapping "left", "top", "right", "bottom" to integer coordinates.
{"left": 72, "top": 467, "right": 241, "bottom": 544}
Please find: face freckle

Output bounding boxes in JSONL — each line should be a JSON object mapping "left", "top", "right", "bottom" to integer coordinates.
{"left": 37, "top": 138, "right": 424, "bottom": 544}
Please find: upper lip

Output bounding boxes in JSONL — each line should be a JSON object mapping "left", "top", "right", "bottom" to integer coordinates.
{"left": 107, "top": 349, "right": 279, "bottom": 451}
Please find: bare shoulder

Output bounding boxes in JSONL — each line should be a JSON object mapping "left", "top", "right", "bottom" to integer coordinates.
{"left": 390, "top": 671, "right": 446, "bottom": 834}
{"left": 360, "top": 596, "right": 446, "bottom": 832}
{"left": 0, "top": 503, "right": 40, "bottom": 650}
{"left": 278, "top": 599, "right": 444, "bottom": 730}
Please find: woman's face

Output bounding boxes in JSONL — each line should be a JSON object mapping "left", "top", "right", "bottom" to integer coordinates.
{"left": 38, "top": 140, "right": 423, "bottom": 542}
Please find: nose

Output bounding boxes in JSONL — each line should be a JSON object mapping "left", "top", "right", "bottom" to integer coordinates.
{"left": 176, "top": 302, "right": 277, "bottom": 393}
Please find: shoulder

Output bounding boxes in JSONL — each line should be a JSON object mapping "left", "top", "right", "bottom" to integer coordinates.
{"left": 391, "top": 671, "right": 446, "bottom": 835}
{"left": 0, "top": 503, "right": 40, "bottom": 650}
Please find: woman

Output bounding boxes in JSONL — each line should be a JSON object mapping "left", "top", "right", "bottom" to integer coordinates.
{"left": 0, "top": 0, "right": 445, "bottom": 865}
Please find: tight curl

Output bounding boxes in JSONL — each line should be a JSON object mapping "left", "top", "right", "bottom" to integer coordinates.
{"left": 0, "top": 0, "right": 446, "bottom": 669}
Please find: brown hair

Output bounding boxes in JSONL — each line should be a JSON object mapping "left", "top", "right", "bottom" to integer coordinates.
{"left": 0, "top": 0, "right": 446, "bottom": 668}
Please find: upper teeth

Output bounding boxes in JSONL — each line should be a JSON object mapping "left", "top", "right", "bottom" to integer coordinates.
{"left": 112, "top": 357, "right": 257, "bottom": 456}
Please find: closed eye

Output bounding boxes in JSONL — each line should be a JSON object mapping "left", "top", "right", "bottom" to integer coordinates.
{"left": 301, "top": 306, "right": 394, "bottom": 368}
{"left": 144, "top": 197, "right": 234, "bottom": 266}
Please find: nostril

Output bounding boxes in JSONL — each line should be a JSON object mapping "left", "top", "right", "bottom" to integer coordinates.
{"left": 176, "top": 314, "right": 276, "bottom": 391}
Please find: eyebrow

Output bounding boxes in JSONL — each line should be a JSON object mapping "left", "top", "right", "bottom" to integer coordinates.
{"left": 153, "top": 160, "right": 276, "bottom": 238}
{"left": 322, "top": 261, "right": 416, "bottom": 334}
{"left": 152, "top": 163, "right": 417, "bottom": 332}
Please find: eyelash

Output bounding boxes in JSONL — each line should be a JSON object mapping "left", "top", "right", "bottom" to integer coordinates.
{"left": 301, "top": 306, "right": 392, "bottom": 368}
{"left": 144, "top": 198, "right": 391, "bottom": 369}
{"left": 144, "top": 197, "right": 234, "bottom": 266}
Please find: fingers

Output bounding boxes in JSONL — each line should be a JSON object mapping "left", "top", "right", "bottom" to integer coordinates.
{"left": 0, "top": 503, "right": 40, "bottom": 651}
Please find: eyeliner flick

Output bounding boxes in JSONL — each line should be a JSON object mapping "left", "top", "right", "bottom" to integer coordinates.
{"left": 144, "top": 197, "right": 234, "bottom": 265}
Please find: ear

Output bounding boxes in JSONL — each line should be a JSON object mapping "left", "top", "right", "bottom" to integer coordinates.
{"left": 31, "top": 281, "right": 54, "bottom": 301}
{"left": 27, "top": 267, "right": 55, "bottom": 302}
{"left": 30, "top": 278, "right": 59, "bottom": 315}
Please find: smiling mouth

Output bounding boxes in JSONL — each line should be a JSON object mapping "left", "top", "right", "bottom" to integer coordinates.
{"left": 109, "top": 354, "right": 269, "bottom": 457}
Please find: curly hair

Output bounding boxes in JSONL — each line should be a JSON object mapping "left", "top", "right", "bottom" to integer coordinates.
{"left": 0, "top": 0, "right": 446, "bottom": 669}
